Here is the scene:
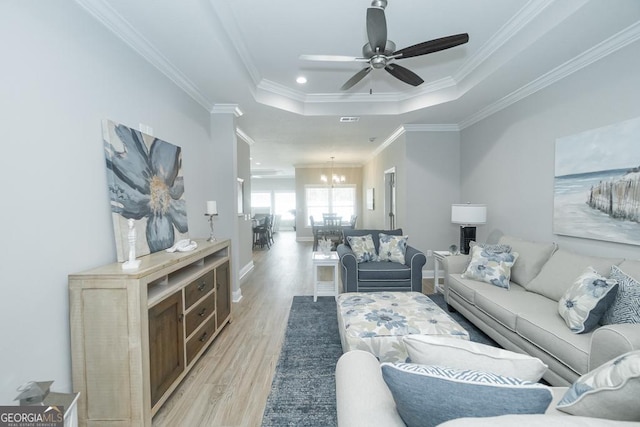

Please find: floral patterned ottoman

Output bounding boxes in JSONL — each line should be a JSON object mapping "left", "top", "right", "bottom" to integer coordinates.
{"left": 336, "top": 291, "right": 470, "bottom": 362}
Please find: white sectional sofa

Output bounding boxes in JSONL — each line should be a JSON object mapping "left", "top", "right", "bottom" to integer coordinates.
{"left": 442, "top": 235, "right": 640, "bottom": 386}
{"left": 335, "top": 350, "right": 639, "bottom": 427}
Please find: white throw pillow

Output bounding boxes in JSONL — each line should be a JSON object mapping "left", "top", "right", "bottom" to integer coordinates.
{"left": 378, "top": 233, "right": 408, "bottom": 263}
{"left": 346, "top": 234, "right": 378, "bottom": 263}
{"left": 557, "top": 350, "right": 640, "bottom": 421}
{"left": 558, "top": 267, "right": 618, "bottom": 334}
{"left": 403, "top": 335, "right": 547, "bottom": 382}
{"left": 461, "top": 245, "right": 519, "bottom": 289}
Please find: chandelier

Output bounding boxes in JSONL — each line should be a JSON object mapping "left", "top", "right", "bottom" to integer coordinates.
{"left": 321, "top": 156, "right": 346, "bottom": 186}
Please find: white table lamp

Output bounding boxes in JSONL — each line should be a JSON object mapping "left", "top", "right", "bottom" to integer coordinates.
{"left": 451, "top": 204, "right": 487, "bottom": 254}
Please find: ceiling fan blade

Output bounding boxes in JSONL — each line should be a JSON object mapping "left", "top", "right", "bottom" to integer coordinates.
{"left": 366, "top": 7, "right": 387, "bottom": 53}
{"left": 384, "top": 64, "right": 424, "bottom": 87}
{"left": 300, "top": 54, "right": 367, "bottom": 62}
{"left": 394, "top": 33, "right": 469, "bottom": 59}
{"left": 341, "top": 67, "right": 372, "bottom": 91}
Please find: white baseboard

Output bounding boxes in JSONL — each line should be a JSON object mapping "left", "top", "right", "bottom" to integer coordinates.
{"left": 296, "top": 236, "right": 314, "bottom": 242}
{"left": 239, "top": 260, "right": 254, "bottom": 281}
{"left": 423, "top": 269, "right": 443, "bottom": 280}
{"left": 232, "top": 289, "right": 243, "bottom": 303}
{"left": 233, "top": 261, "right": 253, "bottom": 303}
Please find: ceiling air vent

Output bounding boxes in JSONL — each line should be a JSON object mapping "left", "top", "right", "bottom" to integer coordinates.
{"left": 340, "top": 116, "right": 360, "bottom": 123}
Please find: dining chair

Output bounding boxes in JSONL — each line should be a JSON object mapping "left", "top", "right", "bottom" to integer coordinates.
{"left": 323, "top": 216, "right": 343, "bottom": 249}
{"left": 310, "top": 215, "right": 320, "bottom": 251}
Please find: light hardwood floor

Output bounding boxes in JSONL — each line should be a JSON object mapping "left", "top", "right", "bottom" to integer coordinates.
{"left": 153, "top": 231, "right": 434, "bottom": 426}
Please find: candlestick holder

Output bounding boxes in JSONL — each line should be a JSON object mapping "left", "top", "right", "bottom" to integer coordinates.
{"left": 205, "top": 213, "right": 218, "bottom": 242}
{"left": 122, "top": 218, "right": 141, "bottom": 270}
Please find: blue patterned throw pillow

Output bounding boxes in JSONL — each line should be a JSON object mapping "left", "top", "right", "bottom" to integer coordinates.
{"left": 601, "top": 265, "right": 640, "bottom": 325}
{"left": 378, "top": 233, "right": 408, "bottom": 263}
{"left": 557, "top": 350, "right": 640, "bottom": 421}
{"left": 461, "top": 245, "right": 519, "bottom": 289}
{"left": 470, "top": 241, "right": 512, "bottom": 253}
{"left": 346, "top": 234, "right": 378, "bottom": 263}
{"left": 381, "top": 363, "right": 552, "bottom": 427}
{"left": 558, "top": 267, "right": 618, "bottom": 334}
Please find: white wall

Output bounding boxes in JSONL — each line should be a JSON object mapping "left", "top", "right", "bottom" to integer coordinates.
{"left": 460, "top": 39, "right": 640, "bottom": 259}
{"left": 362, "top": 135, "right": 406, "bottom": 230}
{"left": 0, "top": 1, "right": 243, "bottom": 403}
{"left": 363, "top": 130, "right": 461, "bottom": 268}
{"left": 405, "top": 130, "right": 461, "bottom": 265}
{"left": 251, "top": 177, "right": 296, "bottom": 193}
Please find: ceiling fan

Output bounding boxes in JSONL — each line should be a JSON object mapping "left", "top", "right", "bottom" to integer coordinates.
{"left": 300, "top": 0, "right": 469, "bottom": 90}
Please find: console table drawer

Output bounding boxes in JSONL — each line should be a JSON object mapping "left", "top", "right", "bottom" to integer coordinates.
{"left": 185, "top": 293, "right": 215, "bottom": 337}
{"left": 184, "top": 271, "right": 214, "bottom": 309}
{"left": 186, "top": 315, "right": 216, "bottom": 365}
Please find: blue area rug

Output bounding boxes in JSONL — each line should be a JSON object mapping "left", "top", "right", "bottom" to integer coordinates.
{"left": 261, "top": 296, "right": 342, "bottom": 427}
{"left": 261, "top": 294, "right": 497, "bottom": 426}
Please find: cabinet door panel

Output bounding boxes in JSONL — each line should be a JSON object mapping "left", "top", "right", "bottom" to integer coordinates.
{"left": 148, "top": 291, "right": 184, "bottom": 407}
{"left": 216, "top": 261, "right": 231, "bottom": 328}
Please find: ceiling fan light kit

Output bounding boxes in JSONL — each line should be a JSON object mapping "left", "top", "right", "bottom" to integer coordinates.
{"left": 301, "top": 1, "right": 469, "bottom": 90}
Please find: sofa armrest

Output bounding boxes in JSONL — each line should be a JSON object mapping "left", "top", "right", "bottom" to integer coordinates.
{"left": 442, "top": 255, "right": 470, "bottom": 300}
{"left": 336, "top": 350, "right": 405, "bottom": 427}
{"left": 589, "top": 323, "right": 640, "bottom": 370}
{"left": 405, "top": 246, "right": 427, "bottom": 292}
{"left": 441, "top": 254, "right": 470, "bottom": 275}
{"left": 337, "top": 243, "right": 358, "bottom": 293}
{"left": 405, "top": 245, "right": 426, "bottom": 268}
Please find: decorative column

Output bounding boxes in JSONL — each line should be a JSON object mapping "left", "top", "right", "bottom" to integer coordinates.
{"left": 210, "top": 104, "right": 244, "bottom": 302}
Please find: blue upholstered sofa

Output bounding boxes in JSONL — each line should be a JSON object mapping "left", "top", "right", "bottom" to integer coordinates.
{"left": 337, "top": 229, "right": 426, "bottom": 293}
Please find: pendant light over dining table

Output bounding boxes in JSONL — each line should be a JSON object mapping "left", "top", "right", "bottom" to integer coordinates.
{"left": 321, "top": 156, "right": 345, "bottom": 187}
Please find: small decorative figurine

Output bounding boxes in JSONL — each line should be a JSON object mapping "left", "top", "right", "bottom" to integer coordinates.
{"left": 318, "top": 237, "right": 332, "bottom": 256}
{"left": 122, "top": 218, "right": 141, "bottom": 270}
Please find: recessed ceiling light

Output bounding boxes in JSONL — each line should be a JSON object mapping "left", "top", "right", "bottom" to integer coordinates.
{"left": 296, "top": 76, "right": 307, "bottom": 84}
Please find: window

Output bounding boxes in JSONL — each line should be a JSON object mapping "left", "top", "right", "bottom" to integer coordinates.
{"left": 274, "top": 192, "right": 296, "bottom": 220}
{"left": 305, "top": 185, "right": 356, "bottom": 226}
{"left": 251, "top": 192, "right": 271, "bottom": 212}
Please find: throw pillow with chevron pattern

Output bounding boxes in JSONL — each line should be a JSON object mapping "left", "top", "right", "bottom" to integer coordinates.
{"left": 601, "top": 265, "right": 640, "bottom": 325}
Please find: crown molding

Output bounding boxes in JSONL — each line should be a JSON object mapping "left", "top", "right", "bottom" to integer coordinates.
{"left": 404, "top": 124, "right": 460, "bottom": 132}
{"left": 459, "top": 20, "right": 640, "bottom": 129}
{"left": 454, "top": 0, "right": 555, "bottom": 82}
{"left": 368, "top": 122, "right": 461, "bottom": 161}
{"left": 257, "top": 76, "right": 457, "bottom": 107}
{"left": 211, "top": 104, "right": 244, "bottom": 117}
{"left": 73, "top": 0, "right": 213, "bottom": 110}
{"left": 236, "top": 127, "right": 255, "bottom": 145}
{"left": 294, "top": 162, "right": 363, "bottom": 169}
{"left": 370, "top": 126, "right": 406, "bottom": 159}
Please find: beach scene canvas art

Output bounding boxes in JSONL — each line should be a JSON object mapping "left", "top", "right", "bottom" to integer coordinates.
{"left": 554, "top": 116, "right": 640, "bottom": 246}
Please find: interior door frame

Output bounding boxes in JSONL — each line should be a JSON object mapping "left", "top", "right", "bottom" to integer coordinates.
{"left": 384, "top": 167, "right": 396, "bottom": 230}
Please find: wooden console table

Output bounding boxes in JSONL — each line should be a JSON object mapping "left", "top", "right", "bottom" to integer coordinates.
{"left": 69, "top": 239, "right": 232, "bottom": 426}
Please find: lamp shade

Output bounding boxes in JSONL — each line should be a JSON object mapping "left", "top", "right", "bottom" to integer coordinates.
{"left": 451, "top": 204, "right": 487, "bottom": 225}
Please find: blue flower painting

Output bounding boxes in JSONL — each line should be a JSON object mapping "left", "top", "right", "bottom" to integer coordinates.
{"left": 104, "top": 120, "right": 189, "bottom": 261}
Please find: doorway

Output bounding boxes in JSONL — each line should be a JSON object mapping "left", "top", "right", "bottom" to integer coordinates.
{"left": 384, "top": 167, "right": 396, "bottom": 229}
